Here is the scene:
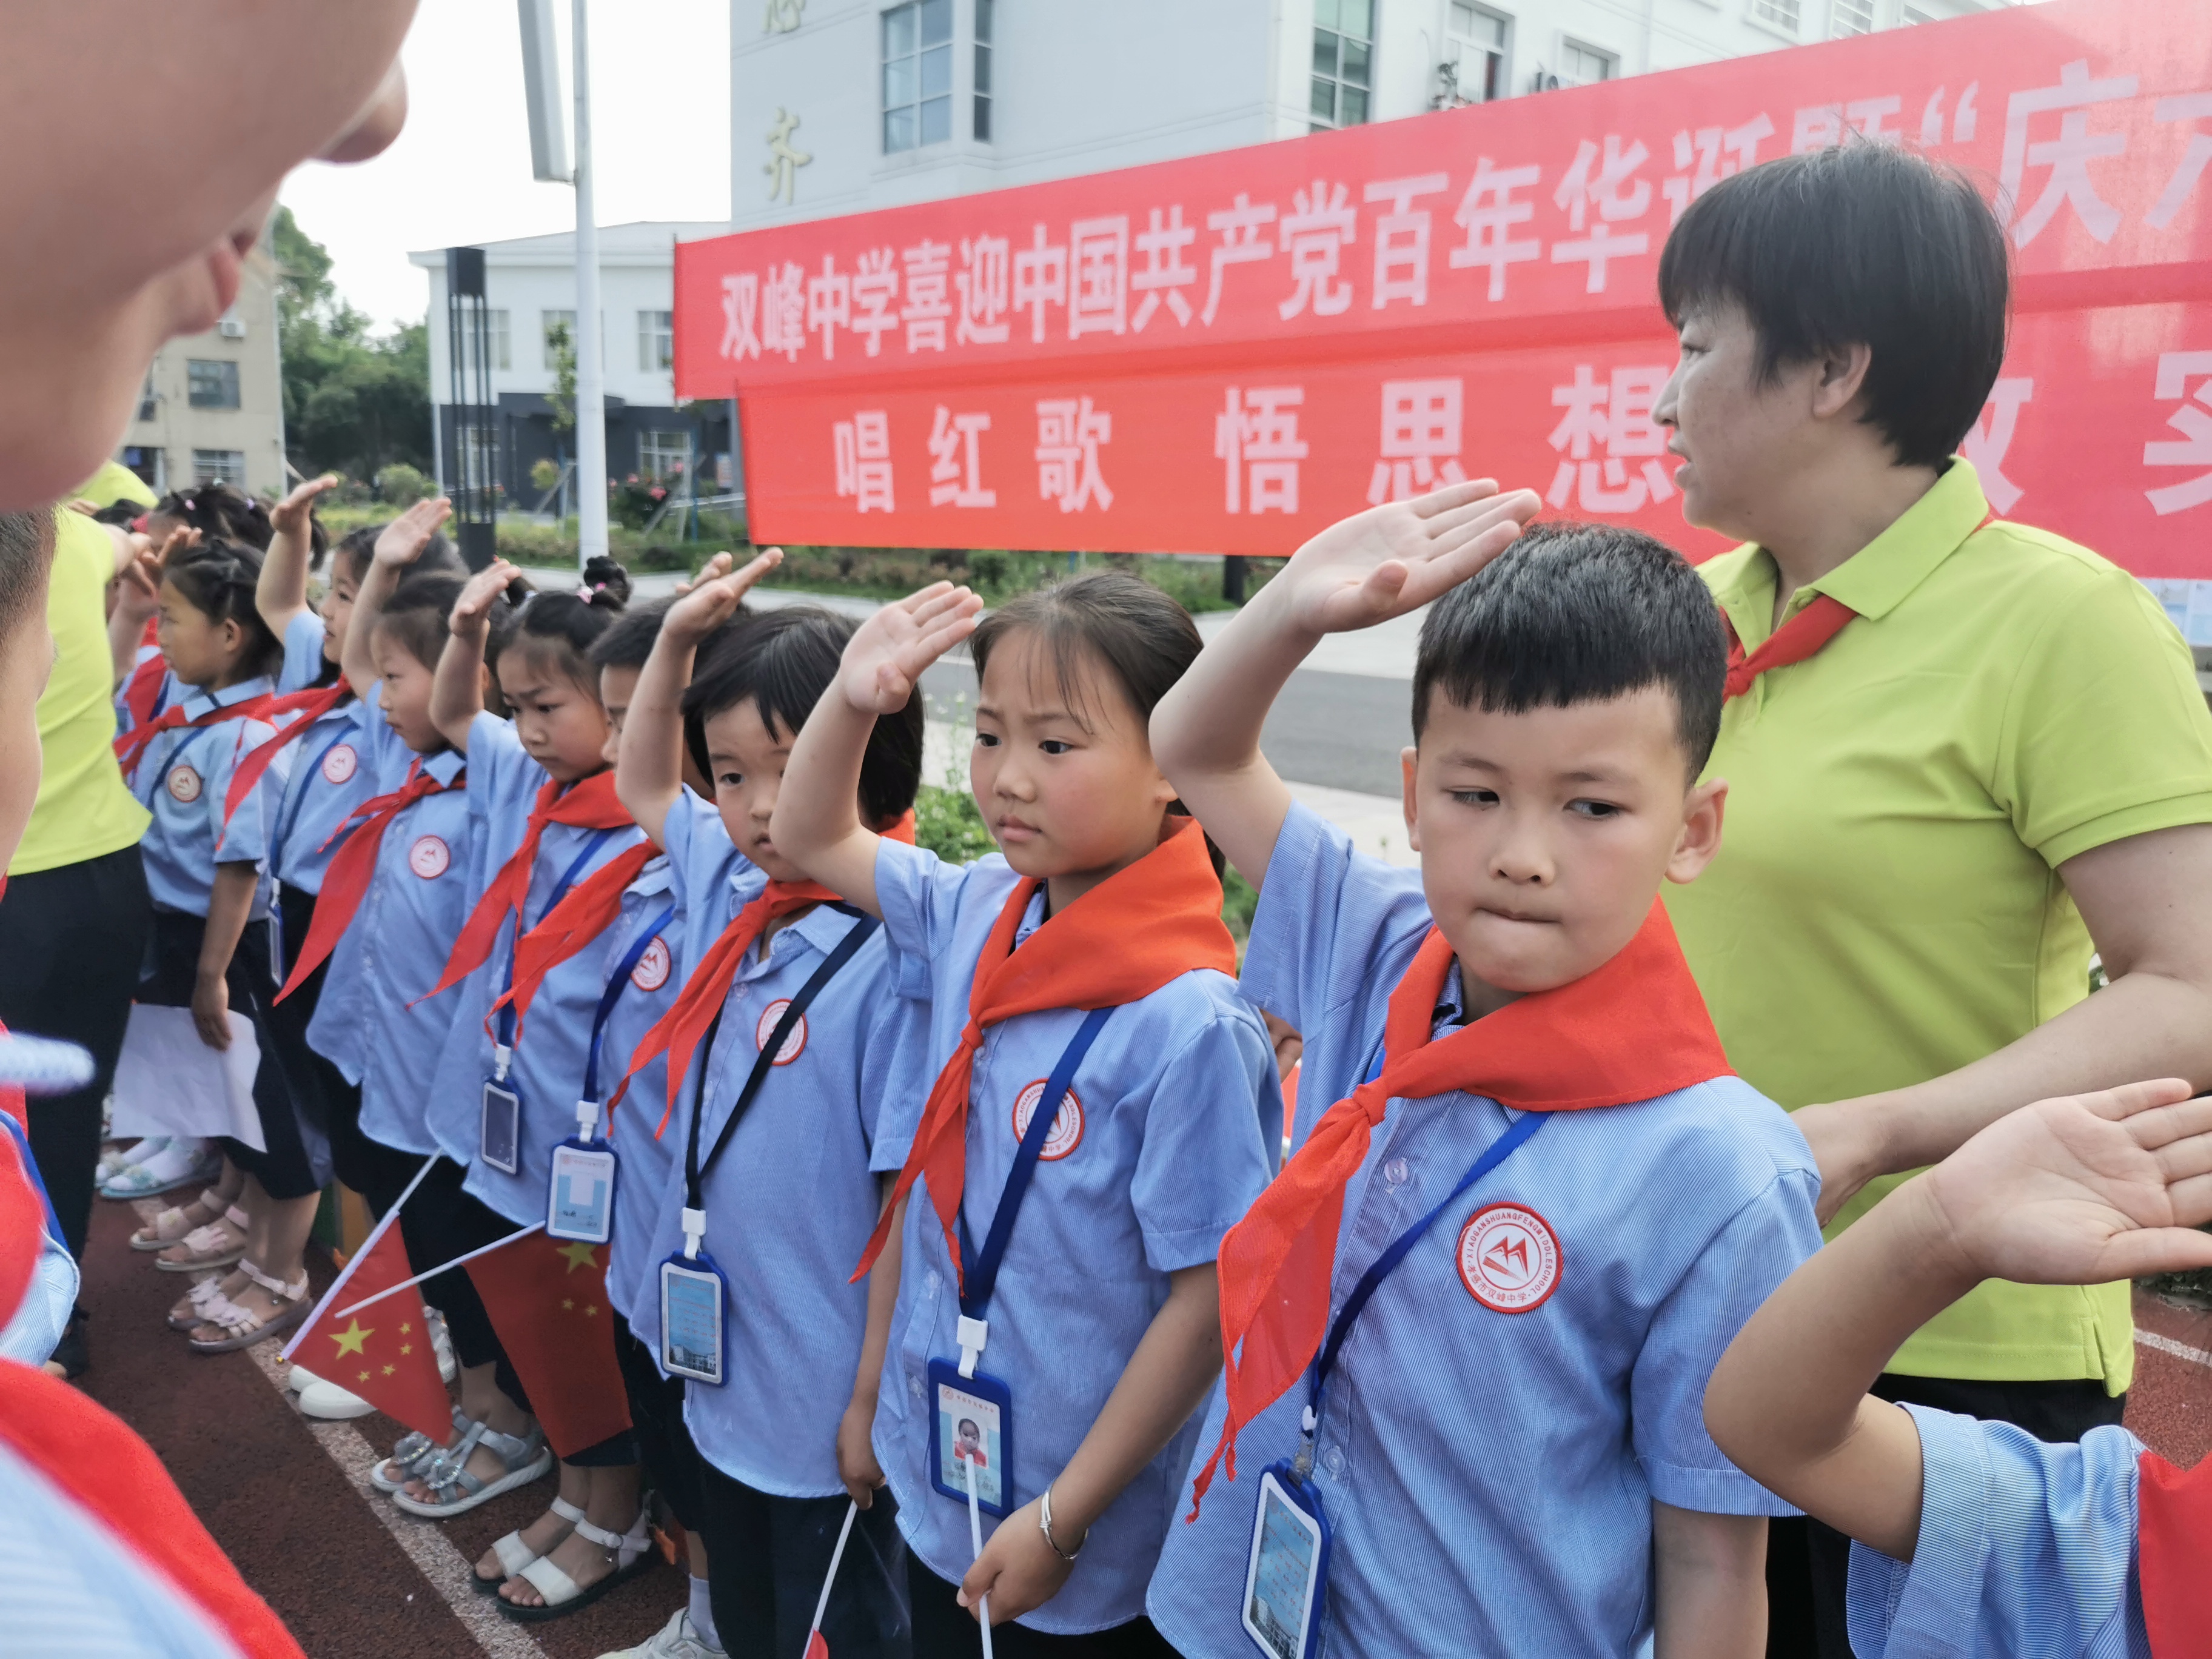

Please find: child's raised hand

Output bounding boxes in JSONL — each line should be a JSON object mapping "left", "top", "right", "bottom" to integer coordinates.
{"left": 664, "top": 547, "right": 783, "bottom": 645}
{"left": 374, "top": 496, "right": 454, "bottom": 569}
{"left": 836, "top": 581, "right": 981, "bottom": 716}
{"left": 449, "top": 558, "right": 520, "bottom": 642}
{"left": 1922, "top": 1079, "right": 2212, "bottom": 1287}
{"left": 119, "top": 526, "right": 195, "bottom": 615}
{"left": 1279, "top": 478, "right": 1543, "bottom": 635}
{"left": 271, "top": 474, "right": 338, "bottom": 539}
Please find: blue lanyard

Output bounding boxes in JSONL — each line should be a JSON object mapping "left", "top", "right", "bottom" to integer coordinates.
{"left": 493, "top": 827, "right": 618, "bottom": 1051}
{"left": 955, "top": 1005, "right": 1115, "bottom": 1324}
{"left": 581, "top": 903, "right": 676, "bottom": 1107}
{"left": 1301, "top": 1045, "right": 1548, "bottom": 1434}
{"left": 274, "top": 716, "right": 358, "bottom": 854}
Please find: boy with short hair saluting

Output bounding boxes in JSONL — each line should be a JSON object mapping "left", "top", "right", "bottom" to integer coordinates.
{"left": 1704, "top": 1078, "right": 2212, "bottom": 1659}
{"left": 612, "top": 549, "right": 922, "bottom": 1658}
{"left": 773, "top": 568, "right": 1282, "bottom": 1654}
{"left": 1142, "top": 484, "right": 1823, "bottom": 1658}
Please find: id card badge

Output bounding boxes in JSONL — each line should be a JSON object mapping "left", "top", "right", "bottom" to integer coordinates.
{"left": 546, "top": 1139, "right": 618, "bottom": 1244}
{"left": 1241, "top": 1462, "right": 1331, "bottom": 1659}
{"left": 659, "top": 1252, "right": 728, "bottom": 1386}
{"left": 926, "top": 1357, "right": 1013, "bottom": 1518}
{"left": 480, "top": 1081, "right": 521, "bottom": 1176}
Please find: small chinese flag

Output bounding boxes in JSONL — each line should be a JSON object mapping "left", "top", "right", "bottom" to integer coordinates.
{"left": 805, "top": 1634, "right": 828, "bottom": 1659}
{"left": 466, "top": 1232, "right": 633, "bottom": 1458}
{"left": 283, "top": 1219, "right": 451, "bottom": 1443}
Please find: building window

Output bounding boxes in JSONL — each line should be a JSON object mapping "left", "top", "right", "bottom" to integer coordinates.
{"left": 136, "top": 369, "right": 158, "bottom": 424}
{"left": 1310, "top": 0, "right": 1373, "bottom": 131}
{"left": 639, "top": 430, "right": 690, "bottom": 484}
{"left": 460, "top": 307, "right": 511, "bottom": 372}
{"left": 637, "top": 310, "right": 674, "bottom": 373}
{"left": 192, "top": 449, "right": 246, "bottom": 487}
{"left": 1902, "top": 2, "right": 1936, "bottom": 20}
{"left": 1831, "top": 0, "right": 1875, "bottom": 33}
{"left": 973, "top": 0, "right": 993, "bottom": 142}
{"left": 543, "top": 309, "right": 577, "bottom": 361}
{"left": 1749, "top": 0, "right": 1802, "bottom": 32}
{"left": 882, "top": 0, "right": 952, "bottom": 154}
{"left": 1446, "top": 3, "right": 1509, "bottom": 104}
{"left": 1559, "top": 39, "right": 1615, "bottom": 85}
{"left": 186, "top": 359, "right": 240, "bottom": 410}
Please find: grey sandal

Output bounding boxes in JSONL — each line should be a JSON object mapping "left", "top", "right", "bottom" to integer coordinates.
{"left": 390, "top": 1420, "right": 551, "bottom": 1518}
{"left": 370, "top": 1407, "right": 472, "bottom": 1493}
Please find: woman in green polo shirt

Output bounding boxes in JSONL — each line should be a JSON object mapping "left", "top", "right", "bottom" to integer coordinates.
{"left": 1653, "top": 144, "right": 2212, "bottom": 1655}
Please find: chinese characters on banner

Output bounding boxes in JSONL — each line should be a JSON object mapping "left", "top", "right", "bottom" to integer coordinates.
{"left": 679, "top": 0, "right": 2212, "bottom": 575}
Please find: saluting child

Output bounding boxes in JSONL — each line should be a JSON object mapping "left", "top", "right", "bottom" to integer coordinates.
{"left": 773, "top": 568, "right": 1282, "bottom": 1655}
{"left": 116, "top": 535, "right": 330, "bottom": 1357}
{"left": 612, "top": 551, "right": 923, "bottom": 1659}
{"left": 1143, "top": 503, "right": 1823, "bottom": 1658}
{"left": 1704, "top": 1078, "right": 2212, "bottom": 1659}
{"left": 398, "top": 554, "right": 653, "bottom": 1621}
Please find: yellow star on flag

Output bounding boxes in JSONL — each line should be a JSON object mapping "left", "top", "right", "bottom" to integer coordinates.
{"left": 357, "top": 1369, "right": 371, "bottom": 1382}
{"left": 330, "top": 1320, "right": 374, "bottom": 1358}
{"left": 562, "top": 1298, "right": 575, "bottom": 1312}
{"left": 558, "top": 1241, "right": 600, "bottom": 1273}
{"left": 584, "top": 1305, "right": 598, "bottom": 1318}
{"left": 383, "top": 1364, "right": 395, "bottom": 1376}
{"left": 398, "top": 1321, "right": 413, "bottom": 1335}
{"left": 398, "top": 1343, "right": 413, "bottom": 1356}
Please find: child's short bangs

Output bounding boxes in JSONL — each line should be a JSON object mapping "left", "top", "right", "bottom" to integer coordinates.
{"left": 968, "top": 571, "right": 1202, "bottom": 736}
{"left": 503, "top": 631, "right": 600, "bottom": 695}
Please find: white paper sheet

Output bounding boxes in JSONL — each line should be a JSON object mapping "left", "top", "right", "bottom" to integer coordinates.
{"left": 109, "top": 1004, "right": 265, "bottom": 1151}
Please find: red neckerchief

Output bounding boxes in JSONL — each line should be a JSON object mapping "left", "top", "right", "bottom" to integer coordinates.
{"left": 112, "top": 686, "right": 276, "bottom": 783}
{"left": 2137, "top": 1451, "right": 2212, "bottom": 1655}
{"left": 851, "top": 816, "right": 1238, "bottom": 1286}
{"left": 222, "top": 682, "right": 355, "bottom": 822}
{"left": 121, "top": 618, "right": 164, "bottom": 729}
{"left": 419, "top": 770, "right": 633, "bottom": 1003}
{"left": 606, "top": 811, "right": 917, "bottom": 1130}
{"left": 1722, "top": 510, "right": 1999, "bottom": 702}
{"left": 273, "top": 758, "right": 463, "bottom": 1003}
{"left": 1188, "top": 903, "right": 1732, "bottom": 1513}
{"left": 488, "top": 842, "right": 661, "bottom": 1042}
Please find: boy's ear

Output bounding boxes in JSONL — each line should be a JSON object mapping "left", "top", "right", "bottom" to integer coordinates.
{"left": 1666, "top": 777, "right": 1728, "bottom": 885}
{"left": 1400, "top": 745, "right": 1423, "bottom": 854}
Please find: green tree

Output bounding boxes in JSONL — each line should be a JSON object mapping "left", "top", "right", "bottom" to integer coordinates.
{"left": 545, "top": 320, "right": 577, "bottom": 438}
{"left": 273, "top": 205, "right": 433, "bottom": 481}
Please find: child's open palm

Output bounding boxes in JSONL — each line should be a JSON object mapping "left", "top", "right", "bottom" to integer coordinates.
{"left": 1923, "top": 1079, "right": 2212, "bottom": 1287}
{"left": 1280, "top": 478, "right": 1543, "bottom": 635}
{"left": 374, "top": 496, "right": 453, "bottom": 569}
{"left": 664, "top": 546, "right": 783, "bottom": 643}
{"left": 271, "top": 474, "right": 338, "bottom": 540}
{"left": 836, "top": 581, "right": 982, "bottom": 715}
{"left": 449, "top": 558, "right": 520, "bottom": 642}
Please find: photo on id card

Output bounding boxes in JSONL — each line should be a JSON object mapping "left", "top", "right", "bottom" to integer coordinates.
{"left": 928, "top": 1362, "right": 1009, "bottom": 1515}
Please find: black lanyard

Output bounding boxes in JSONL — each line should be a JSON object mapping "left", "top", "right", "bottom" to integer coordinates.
{"left": 583, "top": 903, "right": 677, "bottom": 1110}
{"left": 955, "top": 1005, "right": 1114, "bottom": 1326}
{"left": 680, "top": 907, "right": 879, "bottom": 1211}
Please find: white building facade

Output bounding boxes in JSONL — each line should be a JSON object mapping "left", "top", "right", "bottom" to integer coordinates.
{"left": 727, "top": 0, "right": 2013, "bottom": 232}
{"left": 411, "top": 222, "right": 737, "bottom": 508}
{"left": 117, "top": 250, "right": 286, "bottom": 499}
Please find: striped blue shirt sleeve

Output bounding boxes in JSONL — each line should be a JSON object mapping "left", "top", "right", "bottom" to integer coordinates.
{"left": 279, "top": 609, "right": 328, "bottom": 693}
{"left": 1845, "top": 1406, "right": 2149, "bottom": 1658}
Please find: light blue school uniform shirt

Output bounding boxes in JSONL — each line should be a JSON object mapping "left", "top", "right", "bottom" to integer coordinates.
{"left": 591, "top": 852, "right": 684, "bottom": 1328}
{"left": 622, "top": 794, "right": 918, "bottom": 1496}
{"left": 1146, "top": 802, "right": 1824, "bottom": 1659}
{"left": 1846, "top": 1405, "right": 2150, "bottom": 1659}
{"left": 266, "top": 611, "right": 374, "bottom": 899}
{"left": 113, "top": 649, "right": 177, "bottom": 734}
{"left": 129, "top": 677, "right": 281, "bottom": 919}
{"left": 0, "top": 1438, "right": 244, "bottom": 1659}
{"left": 421, "top": 715, "right": 645, "bottom": 1225}
{"left": 871, "top": 836, "right": 1280, "bottom": 1635}
{"left": 306, "top": 695, "right": 475, "bottom": 1156}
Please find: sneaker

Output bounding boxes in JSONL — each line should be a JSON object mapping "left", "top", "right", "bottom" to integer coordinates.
{"left": 596, "top": 1610, "right": 726, "bottom": 1659}
{"left": 296, "top": 1370, "right": 377, "bottom": 1420}
{"left": 97, "top": 1136, "right": 166, "bottom": 1187}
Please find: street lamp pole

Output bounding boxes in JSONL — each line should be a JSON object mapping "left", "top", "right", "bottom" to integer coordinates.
{"left": 572, "top": 0, "right": 608, "bottom": 573}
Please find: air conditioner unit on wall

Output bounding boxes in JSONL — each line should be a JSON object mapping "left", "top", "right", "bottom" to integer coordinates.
{"left": 218, "top": 315, "right": 246, "bottom": 339}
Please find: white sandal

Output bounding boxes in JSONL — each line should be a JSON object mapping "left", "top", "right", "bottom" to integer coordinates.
{"left": 501, "top": 1509, "right": 654, "bottom": 1622}
{"left": 155, "top": 1205, "right": 250, "bottom": 1273}
{"left": 168, "top": 1272, "right": 237, "bottom": 1331}
{"left": 188, "top": 1261, "right": 309, "bottom": 1353}
{"left": 390, "top": 1421, "right": 552, "bottom": 1518}
{"left": 475, "top": 1496, "right": 586, "bottom": 1594}
{"left": 132, "top": 1187, "right": 228, "bottom": 1251}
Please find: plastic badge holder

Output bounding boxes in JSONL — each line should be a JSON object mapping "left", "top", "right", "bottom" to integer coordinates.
{"left": 660, "top": 1253, "right": 729, "bottom": 1384}
{"left": 480, "top": 1064, "right": 521, "bottom": 1176}
{"left": 927, "top": 1357, "right": 1014, "bottom": 1519}
{"left": 1241, "top": 1462, "right": 1331, "bottom": 1659}
{"left": 546, "top": 1101, "right": 619, "bottom": 1244}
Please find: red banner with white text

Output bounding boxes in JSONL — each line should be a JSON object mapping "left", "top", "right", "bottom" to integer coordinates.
{"left": 675, "top": 0, "right": 2212, "bottom": 575}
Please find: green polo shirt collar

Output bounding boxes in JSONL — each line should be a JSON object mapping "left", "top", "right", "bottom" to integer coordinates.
{"left": 1711, "top": 459, "right": 1992, "bottom": 649}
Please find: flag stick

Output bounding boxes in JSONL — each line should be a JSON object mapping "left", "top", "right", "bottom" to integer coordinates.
{"left": 279, "top": 1154, "right": 440, "bottom": 1362}
{"left": 964, "top": 1453, "right": 994, "bottom": 1659}
{"left": 805, "top": 1498, "right": 859, "bottom": 1655}
{"left": 333, "top": 1222, "right": 546, "bottom": 1319}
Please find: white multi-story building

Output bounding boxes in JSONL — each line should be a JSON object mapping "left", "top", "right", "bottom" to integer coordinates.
{"left": 116, "top": 247, "right": 286, "bottom": 499}
{"left": 411, "top": 222, "right": 736, "bottom": 509}
{"left": 727, "top": 0, "right": 2013, "bottom": 232}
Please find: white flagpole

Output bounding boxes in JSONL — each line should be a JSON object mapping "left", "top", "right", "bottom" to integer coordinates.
{"left": 278, "top": 1154, "right": 440, "bottom": 1363}
{"left": 964, "top": 1455, "right": 995, "bottom": 1659}
{"left": 333, "top": 1222, "right": 546, "bottom": 1320}
{"left": 805, "top": 1499, "right": 859, "bottom": 1654}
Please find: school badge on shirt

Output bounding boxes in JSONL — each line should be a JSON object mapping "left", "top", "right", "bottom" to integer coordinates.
{"left": 754, "top": 998, "right": 806, "bottom": 1064}
{"left": 1456, "top": 1202, "right": 1561, "bottom": 1313}
{"left": 408, "top": 835, "right": 450, "bottom": 879}
{"left": 630, "top": 936, "right": 671, "bottom": 992}
{"left": 166, "top": 765, "right": 203, "bottom": 804}
{"left": 1010, "top": 1078, "right": 1083, "bottom": 1160}
{"left": 321, "top": 743, "right": 359, "bottom": 784}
